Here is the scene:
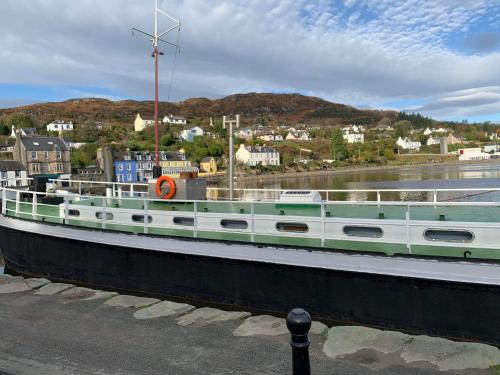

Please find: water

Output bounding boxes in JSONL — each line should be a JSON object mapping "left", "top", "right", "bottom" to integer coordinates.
{"left": 228, "top": 163, "right": 500, "bottom": 202}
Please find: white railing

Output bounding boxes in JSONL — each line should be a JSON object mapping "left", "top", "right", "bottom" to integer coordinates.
{"left": 206, "top": 187, "right": 500, "bottom": 203}
{"left": 1, "top": 186, "right": 500, "bottom": 253}
{"left": 48, "top": 178, "right": 149, "bottom": 197}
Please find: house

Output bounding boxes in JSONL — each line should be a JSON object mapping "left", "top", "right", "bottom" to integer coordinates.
{"left": 62, "top": 138, "right": 87, "bottom": 150}
{"left": 423, "top": 128, "right": 433, "bottom": 136}
{"left": 483, "top": 144, "right": 500, "bottom": 153}
{"left": 131, "top": 151, "right": 155, "bottom": 182}
{"left": 343, "top": 132, "right": 364, "bottom": 144}
{"left": 10, "top": 126, "right": 37, "bottom": 138}
{"left": 199, "top": 157, "right": 217, "bottom": 174}
{"left": 0, "top": 161, "right": 28, "bottom": 187}
{"left": 162, "top": 114, "right": 187, "bottom": 126}
{"left": 286, "top": 131, "right": 311, "bottom": 141}
{"left": 259, "top": 134, "right": 283, "bottom": 142}
{"left": 235, "top": 128, "right": 255, "bottom": 140}
{"left": 447, "top": 134, "right": 464, "bottom": 145}
{"left": 426, "top": 137, "right": 440, "bottom": 146}
{"left": 0, "top": 140, "right": 15, "bottom": 153}
{"left": 236, "top": 144, "right": 280, "bottom": 166}
{"left": 13, "top": 134, "right": 71, "bottom": 176}
{"left": 114, "top": 154, "right": 137, "bottom": 183}
{"left": 74, "top": 165, "right": 105, "bottom": 182}
{"left": 458, "top": 148, "right": 490, "bottom": 161}
{"left": 180, "top": 126, "right": 204, "bottom": 142}
{"left": 397, "top": 137, "right": 421, "bottom": 151}
{"left": 134, "top": 114, "right": 155, "bottom": 132}
{"left": 46, "top": 120, "right": 73, "bottom": 132}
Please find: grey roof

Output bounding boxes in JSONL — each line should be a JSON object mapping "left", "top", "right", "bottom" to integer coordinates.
{"left": 200, "top": 157, "right": 215, "bottom": 163}
{"left": 0, "top": 160, "right": 25, "bottom": 171}
{"left": 21, "top": 128, "right": 37, "bottom": 134}
{"left": 21, "top": 136, "right": 69, "bottom": 152}
{"left": 246, "top": 146, "right": 278, "bottom": 153}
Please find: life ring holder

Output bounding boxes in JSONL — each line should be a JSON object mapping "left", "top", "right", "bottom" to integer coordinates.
{"left": 156, "top": 175, "right": 176, "bottom": 200}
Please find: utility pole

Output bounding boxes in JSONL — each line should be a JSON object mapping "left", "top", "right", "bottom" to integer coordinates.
{"left": 132, "top": 0, "right": 180, "bottom": 178}
{"left": 224, "top": 115, "right": 240, "bottom": 200}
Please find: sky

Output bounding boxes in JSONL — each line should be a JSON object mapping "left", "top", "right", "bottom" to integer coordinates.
{"left": 0, "top": 0, "right": 500, "bottom": 122}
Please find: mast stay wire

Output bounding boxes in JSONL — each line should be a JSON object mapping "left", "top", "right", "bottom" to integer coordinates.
{"left": 167, "top": 25, "right": 181, "bottom": 102}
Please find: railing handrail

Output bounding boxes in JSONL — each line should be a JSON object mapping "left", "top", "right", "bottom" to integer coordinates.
{"left": 2, "top": 186, "right": 500, "bottom": 207}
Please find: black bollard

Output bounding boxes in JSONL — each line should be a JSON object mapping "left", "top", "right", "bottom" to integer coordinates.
{"left": 287, "top": 308, "right": 312, "bottom": 375}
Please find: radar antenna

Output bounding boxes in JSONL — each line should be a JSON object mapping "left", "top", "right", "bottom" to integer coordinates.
{"left": 132, "top": 0, "right": 180, "bottom": 176}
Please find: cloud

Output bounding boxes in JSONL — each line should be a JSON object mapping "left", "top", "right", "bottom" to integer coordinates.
{"left": 461, "top": 32, "right": 500, "bottom": 53}
{"left": 0, "top": 0, "right": 499, "bottom": 120}
{"left": 409, "top": 87, "right": 500, "bottom": 118}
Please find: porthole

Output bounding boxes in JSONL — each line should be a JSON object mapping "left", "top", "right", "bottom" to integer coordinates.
{"left": 343, "top": 225, "right": 383, "bottom": 238}
{"left": 68, "top": 209, "right": 80, "bottom": 217}
{"left": 424, "top": 229, "right": 473, "bottom": 243}
{"left": 276, "top": 222, "right": 309, "bottom": 233}
{"left": 95, "top": 212, "right": 113, "bottom": 220}
{"left": 173, "top": 217, "right": 194, "bottom": 226}
{"left": 132, "top": 214, "right": 153, "bottom": 223}
{"left": 221, "top": 219, "right": 248, "bottom": 229}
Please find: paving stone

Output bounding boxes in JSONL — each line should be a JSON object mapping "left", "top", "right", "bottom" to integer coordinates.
{"left": 323, "top": 326, "right": 411, "bottom": 358}
{"left": 25, "top": 278, "right": 51, "bottom": 289}
{"left": 310, "top": 321, "right": 329, "bottom": 336}
{"left": 232, "top": 315, "right": 288, "bottom": 337}
{"left": 104, "top": 295, "right": 160, "bottom": 309}
{"left": 401, "top": 335, "right": 500, "bottom": 371}
{"left": 133, "top": 301, "right": 195, "bottom": 320}
{"left": 59, "top": 287, "right": 118, "bottom": 303}
{"left": 0, "top": 275, "right": 32, "bottom": 294}
{"left": 34, "top": 283, "right": 75, "bottom": 296}
{"left": 177, "top": 307, "right": 250, "bottom": 327}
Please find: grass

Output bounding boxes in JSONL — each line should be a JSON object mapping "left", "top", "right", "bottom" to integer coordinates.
{"left": 490, "top": 365, "right": 500, "bottom": 375}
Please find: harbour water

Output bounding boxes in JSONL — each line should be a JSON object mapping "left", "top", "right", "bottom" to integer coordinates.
{"left": 231, "top": 162, "right": 500, "bottom": 202}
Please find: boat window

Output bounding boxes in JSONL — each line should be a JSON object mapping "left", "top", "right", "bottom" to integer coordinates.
{"left": 343, "top": 225, "right": 383, "bottom": 238}
{"left": 95, "top": 212, "right": 113, "bottom": 220}
{"left": 424, "top": 229, "right": 473, "bottom": 243}
{"left": 173, "top": 217, "right": 194, "bottom": 226}
{"left": 221, "top": 219, "right": 248, "bottom": 230}
{"left": 132, "top": 214, "right": 153, "bottom": 224}
{"left": 276, "top": 222, "right": 309, "bottom": 233}
{"left": 68, "top": 209, "right": 80, "bottom": 217}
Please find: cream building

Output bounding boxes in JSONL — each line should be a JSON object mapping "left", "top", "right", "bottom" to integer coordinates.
{"left": 236, "top": 144, "right": 280, "bottom": 166}
{"left": 134, "top": 114, "right": 155, "bottom": 132}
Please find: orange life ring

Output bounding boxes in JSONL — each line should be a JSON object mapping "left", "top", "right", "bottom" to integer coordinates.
{"left": 156, "top": 175, "right": 176, "bottom": 200}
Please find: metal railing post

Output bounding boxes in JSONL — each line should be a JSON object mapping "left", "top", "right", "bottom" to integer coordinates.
{"left": 1, "top": 188, "right": 6, "bottom": 215}
{"left": 32, "top": 192, "right": 37, "bottom": 220}
{"left": 250, "top": 200, "right": 255, "bottom": 243}
{"left": 320, "top": 201, "right": 325, "bottom": 247}
{"left": 144, "top": 198, "right": 148, "bottom": 234}
{"left": 102, "top": 197, "right": 107, "bottom": 230}
{"left": 406, "top": 204, "right": 411, "bottom": 254}
{"left": 15, "top": 190, "right": 20, "bottom": 216}
{"left": 193, "top": 201, "right": 198, "bottom": 238}
{"left": 433, "top": 189, "right": 437, "bottom": 203}
{"left": 287, "top": 308, "right": 311, "bottom": 375}
{"left": 78, "top": 181, "right": 82, "bottom": 196}
{"left": 130, "top": 184, "right": 135, "bottom": 198}
{"left": 64, "top": 195, "right": 69, "bottom": 224}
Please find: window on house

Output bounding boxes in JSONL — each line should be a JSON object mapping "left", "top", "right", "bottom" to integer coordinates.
{"left": 127, "top": 173, "right": 132, "bottom": 181}
{"left": 126, "top": 163, "right": 131, "bottom": 171}
{"left": 44, "top": 151, "right": 49, "bottom": 159}
{"left": 56, "top": 150, "right": 62, "bottom": 159}
{"left": 118, "top": 164, "right": 123, "bottom": 171}
{"left": 31, "top": 151, "right": 38, "bottom": 159}
{"left": 32, "top": 163, "right": 40, "bottom": 173}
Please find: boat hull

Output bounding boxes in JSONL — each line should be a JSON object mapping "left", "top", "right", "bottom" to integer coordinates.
{"left": 0, "top": 218, "right": 499, "bottom": 345}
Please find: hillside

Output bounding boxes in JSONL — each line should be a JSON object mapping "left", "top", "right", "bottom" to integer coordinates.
{"left": 0, "top": 93, "right": 395, "bottom": 127}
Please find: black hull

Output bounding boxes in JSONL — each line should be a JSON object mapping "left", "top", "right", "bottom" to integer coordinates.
{"left": 1, "top": 223, "right": 499, "bottom": 346}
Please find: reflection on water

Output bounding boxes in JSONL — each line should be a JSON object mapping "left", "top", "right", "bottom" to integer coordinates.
{"left": 224, "top": 163, "right": 500, "bottom": 202}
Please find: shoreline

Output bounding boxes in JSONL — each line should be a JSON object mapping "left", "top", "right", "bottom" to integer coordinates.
{"left": 233, "top": 159, "right": 500, "bottom": 182}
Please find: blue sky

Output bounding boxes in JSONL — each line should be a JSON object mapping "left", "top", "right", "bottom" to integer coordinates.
{"left": 0, "top": 0, "right": 499, "bottom": 122}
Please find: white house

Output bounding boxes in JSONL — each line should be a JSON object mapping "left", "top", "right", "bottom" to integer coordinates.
{"left": 458, "top": 148, "right": 490, "bottom": 161}
{"left": 10, "top": 126, "right": 37, "bottom": 138}
{"left": 235, "top": 128, "right": 255, "bottom": 140}
{"left": 236, "top": 144, "right": 280, "bottom": 166}
{"left": 180, "top": 126, "right": 204, "bottom": 142}
{"left": 484, "top": 144, "right": 500, "bottom": 153}
{"left": 397, "top": 137, "right": 421, "bottom": 150}
{"left": 343, "top": 132, "right": 364, "bottom": 144}
{"left": 46, "top": 120, "right": 73, "bottom": 132}
{"left": 426, "top": 136, "right": 440, "bottom": 146}
{"left": 134, "top": 114, "right": 155, "bottom": 132}
{"left": 163, "top": 114, "right": 187, "bottom": 126}
{"left": 259, "top": 134, "right": 283, "bottom": 142}
{"left": 423, "top": 128, "right": 432, "bottom": 136}
{"left": 286, "top": 131, "right": 310, "bottom": 141}
{"left": 0, "top": 160, "right": 28, "bottom": 187}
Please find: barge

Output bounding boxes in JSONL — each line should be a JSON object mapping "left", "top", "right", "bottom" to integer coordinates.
{"left": 1, "top": 184, "right": 499, "bottom": 345}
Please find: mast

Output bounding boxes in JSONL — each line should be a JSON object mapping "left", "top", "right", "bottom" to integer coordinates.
{"left": 132, "top": 0, "right": 180, "bottom": 177}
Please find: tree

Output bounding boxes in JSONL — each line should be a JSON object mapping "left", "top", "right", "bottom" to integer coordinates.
{"left": 330, "top": 128, "right": 347, "bottom": 160}
{"left": 384, "top": 149, "right": 395, "bottom": 160}
{"left": 7, "top": 113, "right": 37, "bottom": 129}
{"left": 394, "top": 120, "right": 412, "bottom": 138}
{"left": 160, "top": 133, "right": 174, "bottom": 147}
{"left": 0, "top": 124, "right": 9, "bottom": 136}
